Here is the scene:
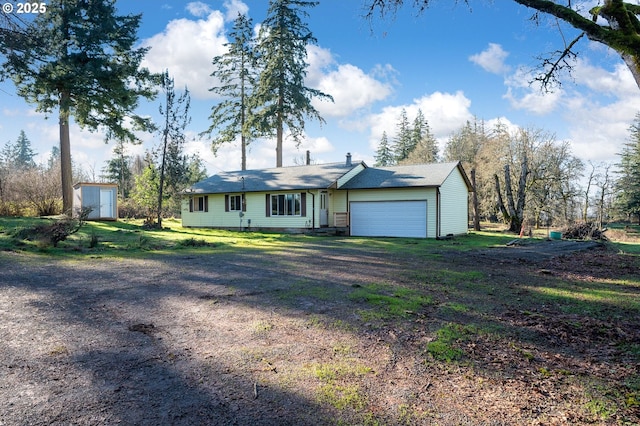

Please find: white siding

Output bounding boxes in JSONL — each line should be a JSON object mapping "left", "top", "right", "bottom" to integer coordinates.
{"left": 182, "top": 192, "right": 314, "bottom": 229}
{"left": 439, "top": 168, "right": 469, "bottom": 236}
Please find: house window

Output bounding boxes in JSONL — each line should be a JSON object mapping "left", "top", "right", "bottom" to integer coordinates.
{"left": 225, "top": 194, "right": 245, "bottom": 212}
{"left": 189, "top": 195, "right": 208, "bottom": 212}
{"left": 271, "top": 193, "right": 301, "bottom": 216}
{"left": 229, "top": 195, "right": 242, "bottom": 211}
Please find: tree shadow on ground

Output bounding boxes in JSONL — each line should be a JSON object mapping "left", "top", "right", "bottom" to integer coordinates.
{"left": 0, "top": 238, "right": 638, "bottom": 424}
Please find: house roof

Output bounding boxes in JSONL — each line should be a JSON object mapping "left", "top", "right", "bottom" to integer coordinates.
{"left": 187, "top": 161, "right": 363, "bottom": 194}
{"left": 186, "top": 160, "right": 472, "bottom": 195}
{"left": 339, "top": 162, "right": 472, "bottom": 190}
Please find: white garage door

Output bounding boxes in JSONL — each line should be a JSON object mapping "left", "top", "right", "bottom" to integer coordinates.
{"left": 350, "top": 200, "right": 427, "bottom": 238}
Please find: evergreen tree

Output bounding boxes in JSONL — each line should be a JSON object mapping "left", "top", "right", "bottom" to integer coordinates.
{"left": 0, "top": 0, "right": 158, "bottom": 215}
{"left": 615, "top": 114, "right": 640, "bottom": 224}
{"left": 374, "top": 131, "right": 395, "bottom": 166}
{"left": 186, "top": 155, "right": 208, "bottom": 185}
{"left": 250, "top": 0, "right": 333, "bottom": 167}
{"left": 47, "top": 146, "right": 61, "bottom": 171}
{"left": 13, "top": 130, "right": 37, "bottom": 169}
{"left": 403, "top": 111, "right": 438, "bottom": 164}
{"left": 393, "top": 108, "right": 414, "bottom": 163}
{"left": 203, "top": 13, "right": 257, "bottom": 171}
{"left": 102, "top": 139, "right": 133, "bottom": 198}
{"left": 156, "top": 70, "right": 191, "bottom": 227}
{"left": 0, "top": 130, "right": 36, "bottom": 169}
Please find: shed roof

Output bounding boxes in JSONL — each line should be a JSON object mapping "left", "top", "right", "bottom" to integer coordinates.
{"left": 339, "top": 162, "right": 472, "bottom": 190}
{"left": 73, "top": 182, "right": 118, "bottom": 189}
{"left": 187, "top": 161, "right": 363, "bottom": 194}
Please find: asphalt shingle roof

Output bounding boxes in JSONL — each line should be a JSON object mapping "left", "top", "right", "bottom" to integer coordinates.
{"left": 186, "top": 161, "right": 470, "bottom": 194}
{"left": 187, "top": 162, "right": 360, "bottom": 194}
{"left": 339, "top": 162, "right": 467, "bottom": 189}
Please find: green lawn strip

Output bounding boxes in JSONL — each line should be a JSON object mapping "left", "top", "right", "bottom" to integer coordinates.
{"left": 348, "top": 282, "right": 434, "bottom": 322}
{"left": 0, "top": 217, "right": 317, "bottom": 257}
{"left": 307, "top": 361, "right": 373, "bottom": 412}
{"left": 426, "top": 322, "right": 479, "bottom": 362}
{"left": 521, "top": 276, "right": 640, "bottom": 320}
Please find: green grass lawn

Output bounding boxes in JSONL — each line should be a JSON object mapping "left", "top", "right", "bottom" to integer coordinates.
{"left": 0, "top": 216, "right": 536, "bottom": 258}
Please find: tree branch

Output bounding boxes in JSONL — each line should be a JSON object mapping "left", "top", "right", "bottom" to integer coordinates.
{"left": 532, "top": 32, "right": 585, "bottom": 90}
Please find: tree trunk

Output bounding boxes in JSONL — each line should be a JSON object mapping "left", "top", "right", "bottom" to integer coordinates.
{"left": 494, "top": 174, "right": 510, "bottom": 223}
{"left": 504, "top": 165, "right": 518, "bottom": 230}
{"left": 157, "top": 131, "right": 167, "bottom": 228}
{"left": 241, "top": 134, "right": 247, "bottom": 171}
{"left": 511, "top": 153, "right": 528, "bottom": 232}
{"left": 276, "top": 94, "right": 284, "bottom": 167}
{"left": 471, "top": 168, "right": 480, "bottom": 231}
{"left": 59, "top": 90, "right": 73, "bottom": 216}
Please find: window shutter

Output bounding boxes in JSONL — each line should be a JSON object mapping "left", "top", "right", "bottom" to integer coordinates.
{"left": 225, "top": 195, "right": 229, "bottom": 212}
{"left": 265, "top": 194, "right": 270, "bottom": 217}
{"left": 301, "top": 192, "right": 306, "bottom": 217}
{"left": 204, "top": 196, "right": 209, "bottom": 212}
{"left": 242, "top": 195, "right": 247, "bottom": 212}
{"left": 189, "top": 197, "right": 193, "bottom": 212}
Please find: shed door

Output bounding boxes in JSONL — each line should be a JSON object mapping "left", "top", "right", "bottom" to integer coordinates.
{"left": 350, "top": 201, "right": 427, "bottom": 238}
{"left": 100, "top": 189, "right": 113, "bottom": 218}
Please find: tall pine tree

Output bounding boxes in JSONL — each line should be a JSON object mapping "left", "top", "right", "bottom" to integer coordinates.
{"left": 393, "top": 108, "right": 414, "bottom": 163}
{"left": 403, "top": 110, "right": 438, "bottom": 164}
{"left": 102, "top": 139, "right": 133, "bottom": 198}
{"left": 203, "top": 12, "right": 257, "bottom": 171}
{"left": 250, "top": 0, "right": 333, "bottom": 167}
{"left": 0, "top": 0, "right": 157, "bottom": 215}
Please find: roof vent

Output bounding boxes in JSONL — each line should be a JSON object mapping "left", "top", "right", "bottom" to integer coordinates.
{"left": 346, "top": 152, "right": 352, "bottom": 167}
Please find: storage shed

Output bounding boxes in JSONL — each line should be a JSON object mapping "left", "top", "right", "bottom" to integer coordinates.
{"left": 72, "top": 182, "right": 118, "bottom": 220}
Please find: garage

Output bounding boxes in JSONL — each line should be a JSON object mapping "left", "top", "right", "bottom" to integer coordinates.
{"left": 350, "top": 200, "right": 427, "bottom": 238}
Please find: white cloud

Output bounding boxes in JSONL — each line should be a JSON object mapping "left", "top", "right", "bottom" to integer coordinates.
{"left": 503, "top": 66, "right": 563, "bottom": 115}
{"left": 140, "top": 10, "right": 228, "bottom": 99}
{"left": 469, "top": 43, "right": 510, "bottom": 74}
{"left": 306, "top": 45, "right": 395, "bottom": 118}
{"left": 185, "top": 2, "right": 212, "bottom": 18}
{"left": 558, "top": 59, "right": 640, "bottom": 162}
{"left": 314, "top": 64, "right": 395, "bottom": 117}
{"left": 367, "top": 91, "right": 474, "bottom": 150}
{"left": 223, "top": 0, "right": 249, "bottom": 22}
{"left": 573, "top": 59, "right": 638, "bottom": 99}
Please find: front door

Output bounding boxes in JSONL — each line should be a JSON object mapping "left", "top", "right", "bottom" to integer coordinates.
{"left": 319, "top": 191, "right": 328, "bottom": 227}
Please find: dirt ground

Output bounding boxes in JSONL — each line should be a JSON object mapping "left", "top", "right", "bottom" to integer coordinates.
{"left": 0, "top": 238, "right": 638, "bottom": 425}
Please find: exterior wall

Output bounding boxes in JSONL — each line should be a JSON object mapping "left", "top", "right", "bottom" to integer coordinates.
{"left": 329, "top": 189, "right": 348, "bottom": 226}
{"left": 344, "top": 188, "right": 438, "bottom": 238}
{"left": 439, "top": 169, "right": 470, "bottom": 235}
{"left": 182, "top": 191, "right": 315, "bottom": 230}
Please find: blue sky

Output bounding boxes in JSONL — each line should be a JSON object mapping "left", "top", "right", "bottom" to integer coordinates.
{"left": 2, "top": 0, "right": 640, "bottom": 177}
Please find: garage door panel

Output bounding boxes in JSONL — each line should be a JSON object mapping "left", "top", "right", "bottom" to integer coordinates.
{"left": 350, "top": 201, "right": 426, "bottom": 238}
